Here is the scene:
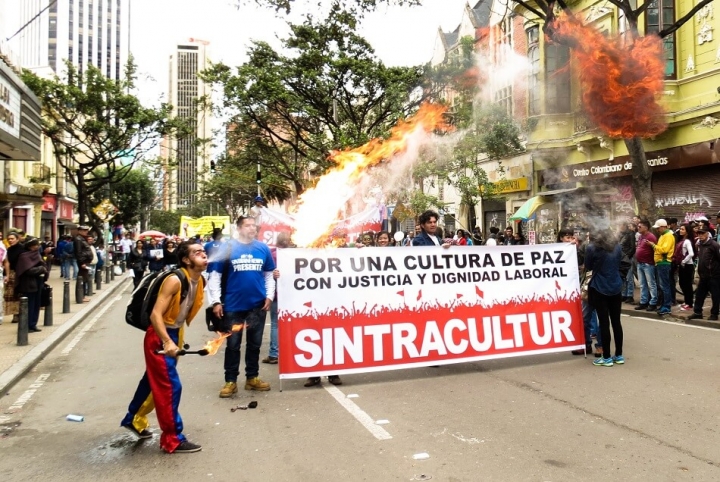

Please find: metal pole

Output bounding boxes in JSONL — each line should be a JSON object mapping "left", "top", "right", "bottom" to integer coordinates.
{"left": 17, "top": 296, "right": 28, "bottom": 346}
{"left": 105, "top": 265, "right": 110, "bottom": 283}
{"left": 120, "top": 259, "right": 126, "bottom": 273}
{"left": 95, "top": 266, "right": 102, "bottom": 290}
{"left": 63, "top": 279, "right": 70, "bottom": 313}
{"left": 86, "top": 271, "right": 94, "bottom": 296}
{"left": 43, "top": 288, "right": 53, "bottom": 326}
{"left": 110, "top": 265, "right": 116, "bottom": 281}
{"left": 75, "top": 276, "right": 84, "bottom": 304}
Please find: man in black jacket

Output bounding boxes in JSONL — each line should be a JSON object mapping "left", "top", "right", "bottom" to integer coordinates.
{"left": 688, "top": 226, "right": 720, "bottom": 321}
{"left": 74, "top": 225, "right": 94, "bottom": 303}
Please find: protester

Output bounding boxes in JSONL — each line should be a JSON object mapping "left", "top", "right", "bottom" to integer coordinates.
{"left": 15, "top": 237, "right": 48, "bottom": 333}
{"left": 619, "top": 222, "right": 637, "bottom": 304}
{"left": 74, "top": 225, "right": 94, "bottom": 303}
{"left": 485, "top": 227, "right": 500, "bottom": 246}
{"left": 3, "top": 232, "right": 23, "bottom": 321}
{"left": 209, "top": 215, "right": 276, "bottom": 397}
{"left": 634, "top": 220, "right": 658, "bottom": 311}
{"left": 674, "top": 223, "right": 696, "bottom": 311}
{"left": 262, "top": 232, "right": 289, "bottom": 365}
{"left": 361, "top": 231, "right": 375, "bottom": 247}
{"left": 85, "top": 235, "right": 99, "bottom": 296}
{"left": 512, "top": 232, "right": 525, "bottom": 245}
{"left": 0, "top": 238, "right": 6, "bottom": 323}
{"left": 649, "top": 219, "right": 676, "bottom": 316}
{"left": 146, "top": 238, "right": 164, "bottom": 274}
{"left": 412, "top": 210, "right": 451, "bottom": 248}
{"left": 584, "top": 229, "right": 624, "bottom": 367}
{"left": 503, "top": 227, "right": 514, "bottom": 245}
{"left": 204, "top": 226, "right": 224, "bottom": 273}
{"left": 128, "top": 240, "right": 147, "bottom": 289}
{"left": 472, "top": 227, "right": 483, "bottom": 245}
{"left": 688, "top": 225, "right": 720, "bottom": 321}
{"left": 163, "top": 240, "right": 179, "bottom": 270}
{"left": 456, "top": 229, "right": 469, "bottom": 246}
{"left": 120, "top": 233, "right": 133, "bottom": 263}
{"left": 121, "top": 241, "right": 207, "bottom": 454}
{"left": 376, "top": 231, "right": 391, "bottom": 247}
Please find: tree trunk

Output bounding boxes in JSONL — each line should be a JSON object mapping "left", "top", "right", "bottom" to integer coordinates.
{"left": 77, "top": 169, "right": 88, "bottom": 224}
{"left": 624, "top": 136, "right": 656, "bottom": 219}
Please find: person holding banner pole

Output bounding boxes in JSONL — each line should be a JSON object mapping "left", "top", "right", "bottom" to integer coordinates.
{"left": 263, "top": 232, "right": 290, "bottom": 365}
{"left": 584, "top": 229, "right": 624, "bottom": 367}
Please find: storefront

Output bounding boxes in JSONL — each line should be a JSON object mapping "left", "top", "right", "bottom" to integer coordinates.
{"left": 57, "top": 198, "right": 76, "bottom": 236}
{"left": 41, "top": 193, "right": 56, "bottom": 239}
{"left": 535, "top": 140, "right": 720, "bottom": 231}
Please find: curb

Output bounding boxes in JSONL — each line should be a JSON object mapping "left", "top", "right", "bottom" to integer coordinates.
{"left": 621, "top": 307, "right": 720, "bottom": 329}
{"left": 0, "top": 278, "right": 130, "bottom": 396}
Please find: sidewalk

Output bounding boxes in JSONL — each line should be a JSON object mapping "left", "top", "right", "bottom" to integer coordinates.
{"left": 0, "top": 267, "right": 130, "bottom": 395}
{"left": 620, "top": 284, "right": 720, "bottom": 329}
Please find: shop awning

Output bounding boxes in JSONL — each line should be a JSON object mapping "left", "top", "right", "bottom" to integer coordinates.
{"left": 508, "top": 188, "right": 579, "bottom": 221}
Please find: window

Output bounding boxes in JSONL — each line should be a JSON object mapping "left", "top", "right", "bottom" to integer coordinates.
{"left": 527, "top": 26, "right": 540, "bottom": 116}
{"left": 495, "top": 86, "right": 513, "bottom": 116}
{"left": 545, "top": 42, "right": 571, "bottom": 113}
{"left": 645, "top": 0, "right": 676, "bottom": 78}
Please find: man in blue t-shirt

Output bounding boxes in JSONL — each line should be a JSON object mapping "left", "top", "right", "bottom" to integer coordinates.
{"left": 208, "top": 216, "right": 276, "bottom": 397}
{"left": 204, "top": 226, "right": 224, "bottom": 273}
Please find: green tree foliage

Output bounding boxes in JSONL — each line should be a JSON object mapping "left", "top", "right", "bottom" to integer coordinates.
{"left": 88, "top": 167, "right": 156, "bottom": 227}
{"left": 201, "top": 4, "right": 431, "bottom": 195}
{"left": 147, "top": 210, "right": 181, "bottom": 235}
{"left": 202, "top": 153, "right": 293, "bottom": 220}
{"left": 21, "top": 59, "right": 189, "bottom": 224}
{"left": 238, "top": 0, "right": 421, "bottom": 15}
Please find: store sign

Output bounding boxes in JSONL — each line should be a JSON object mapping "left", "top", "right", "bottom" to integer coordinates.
{"left": 538, "top": 141, "right": 720, "bottom": 186}
{"left": 0, "top": 75, "right": 21, "bottom": 138}
{"left": 492, "top": 177, "right": 529, "bottom": 194}
{"left": 42, "top": 194, "right": 56, "bottom": 212}
{"left": 59, "top": 200, "right": 75, "bottom": 220}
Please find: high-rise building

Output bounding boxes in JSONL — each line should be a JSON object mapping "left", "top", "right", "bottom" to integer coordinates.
{"left": 163, "top": 39, "right": 212, "bottom": 210}
{"left": 4, "top": 0, "right": 130, "bottom": 80}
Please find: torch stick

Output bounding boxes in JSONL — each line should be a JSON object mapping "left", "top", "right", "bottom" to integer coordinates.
{"left": 154, "top": 349, "right": 209, "bottom": 356}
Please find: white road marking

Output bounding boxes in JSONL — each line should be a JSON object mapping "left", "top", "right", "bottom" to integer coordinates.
{"left": 323, "top": 384, "right": 392, "bottom": 440}
{"left": 623, "top": 314, "right": 720, "bottom": 331}
{"left": 61, "top": 294, "right": 123, "bottom": 356}
{"left": 7, "top": 373, "right": 50, "bottom": 412}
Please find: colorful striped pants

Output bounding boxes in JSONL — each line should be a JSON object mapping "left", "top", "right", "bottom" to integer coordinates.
{"left": 121, "top": 326, "right": 186, "bottom": 453}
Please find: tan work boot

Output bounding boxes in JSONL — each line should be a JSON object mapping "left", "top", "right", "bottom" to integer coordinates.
{"left": 219, "top": 381, "right": 238, "bottom": 398}
{"left": 245, "top": 377, "right": 271, "bottom": 391}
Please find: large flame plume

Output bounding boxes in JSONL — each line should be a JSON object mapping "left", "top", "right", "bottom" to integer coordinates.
{"left": 292, "top": 102, "right": 452, "bottom": 247}
{"left": 549, "top": 13, "right": 667, "bottom": 138}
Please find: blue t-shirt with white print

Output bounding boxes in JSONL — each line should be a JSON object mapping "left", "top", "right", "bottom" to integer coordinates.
{"left": 212, "top": 239, "right": 275, "bottom": 312}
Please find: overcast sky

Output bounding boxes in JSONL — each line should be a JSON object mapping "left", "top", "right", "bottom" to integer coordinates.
{"left": 130, "top": 0, "right": 473, "bottom": 105}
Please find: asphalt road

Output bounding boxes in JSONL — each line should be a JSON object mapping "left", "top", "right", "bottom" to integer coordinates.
{"left": 1, "top": 284, "right": 720, "bottom": 481}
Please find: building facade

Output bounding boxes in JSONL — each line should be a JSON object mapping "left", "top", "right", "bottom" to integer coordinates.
{"left": 163, "top": 39, "right": 212, "bottom": 210}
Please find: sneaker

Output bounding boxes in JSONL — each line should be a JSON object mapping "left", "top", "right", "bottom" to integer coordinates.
{"left": 646, "top": 305, "right": 657, "bottom": 312}
{"left": 624, "top": 298, "right": 634, "bottom": 304}
{"left": 710, "top": 315, "right": 719, "bottom": 321}
{"left": 612, "top": 355, "right": 625, "bottom": 365}
{"left": 245, "top": 377, "right": 271, "bottom": 391}
{"left": 593, "top": 357, "right": 614, "bottom": 367}
{"left": 657, "top": 309, "right": 671, "bottom": 316}
{"left": 634, "top": 304, "right": 648, "bottom": 311}
{"left": 679, "top": 304, "right": 691, "bottom": 311}
{"left": 123, "top": 424, "right": 153, "bottom": 439}
{"left": 304, "top": 377, "right": 321, "bottom": 387}
{"left": 262, "top": 356, "right": 278, "bottom": 364}
{"left": 687, "top": 313, "right": 703, "bottom": 320}
{"left": 219, "top": 381, "right": 238, "bottom": 398}
{"left": 173, "top": 440, "right": 202, "bottom": 454}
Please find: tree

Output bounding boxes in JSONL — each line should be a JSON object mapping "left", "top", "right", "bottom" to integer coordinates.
{"left": 21, "top": 59, "right": 190, "bottom": 224}
{"left": 508, "top": 0, "right": 715, "bottom": 217}
{"left": 202, "top": 3, "right": 433, "bottom": 195}
{"left": 238, "top": 0, "right": 420, "bottom": 14}
{"left": 202, "top": 152, "right": 293, "bottom": 220}
{"left": 147, "top": 210, "right": 181, "bottom": 235}
{"left": 88, "top": 167, "right": 156, "bottom": 228}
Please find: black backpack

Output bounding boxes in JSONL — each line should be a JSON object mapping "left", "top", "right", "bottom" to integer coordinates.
{"left": 125, "top": 269, "right": 195, "bottom": 331}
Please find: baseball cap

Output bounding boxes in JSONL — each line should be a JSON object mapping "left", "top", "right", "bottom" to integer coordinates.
{"left": 652, "top": 219, "right": 668, "bottom": 228}
{"left": 78, "top": 225, "right": 90, "bottom": 230}
{"left": 696, "top": 216, "right": 708, "bottom": 221}
{"left": 697, "top": 226, "right": 709, "bottom": 233}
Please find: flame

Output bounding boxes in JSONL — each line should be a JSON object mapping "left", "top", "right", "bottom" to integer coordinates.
{"left": 549, "top": 13, "right": 667, "bottom": 138}
{"left": 292, "top": 102, "right": 451, "bottom": 247}
{"left": 202, "top": 332, "right": 231, "bottom": 356}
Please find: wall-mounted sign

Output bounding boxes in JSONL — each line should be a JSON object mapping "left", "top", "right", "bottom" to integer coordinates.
{"left": 0, "top": 75, "right": 21, "bottom": 139}
{"left": 492, "top": 177, "right": 529, "bottom": 194}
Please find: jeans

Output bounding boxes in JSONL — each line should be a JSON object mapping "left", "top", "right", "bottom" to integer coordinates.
{"left": 622, "top": 259, "right": 635, "bottom": 298}
{"left": 269, "top": 298, "right": 278, "bottom": 358}
{"left": 588, "top": 287, "right": 623, "bottom": 359}
{"left": 693, "top": 277, "right": 720, "bottom": 316}
{"left": 656, "top": 264, "right": 673, "bottom": 312}
{"left": 63, "top": 258, "right": 78, "bottom": 279}
{"left": 581, "top": 300, "right": 601, "bottom": 349}
{"left": 678, "top": 263, "right": 695, "bottom": 307}
{"left": 637, "top": 262, "right": 657, "bottom": 305}
{"left": 224, "top": 306, "right": 266, "bottom": 382}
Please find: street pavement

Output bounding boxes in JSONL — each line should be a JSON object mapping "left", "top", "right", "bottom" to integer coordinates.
{"left": 1, "top": 283, "right": 720, "bottom": 481}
